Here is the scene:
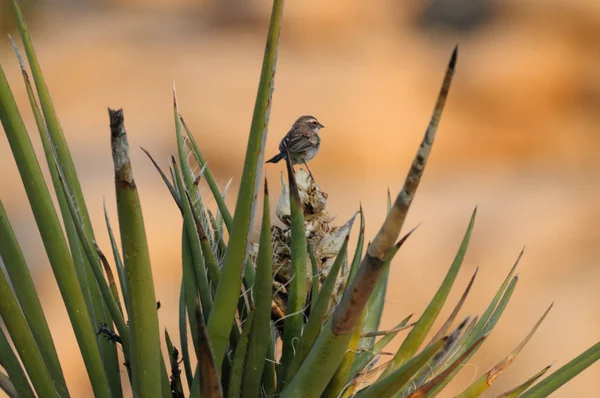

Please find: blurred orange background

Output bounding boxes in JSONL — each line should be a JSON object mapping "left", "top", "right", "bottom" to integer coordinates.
{"left": 0, "top": 0, "right": 599, "bottom": 396}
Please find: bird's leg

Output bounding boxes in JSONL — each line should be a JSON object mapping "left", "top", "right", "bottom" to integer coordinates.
{"left": 303, "top": 161, "right": 315, "bottom": 181}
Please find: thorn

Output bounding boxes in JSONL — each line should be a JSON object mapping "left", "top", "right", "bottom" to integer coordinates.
{"left": 450, "top": 44, "right": 459, "bottom": 70}
{"left": 193, "top": 175, "right": 202, "bottom": 186}
{"left": 394, "top": 224, "right": 420, "bottom": 248}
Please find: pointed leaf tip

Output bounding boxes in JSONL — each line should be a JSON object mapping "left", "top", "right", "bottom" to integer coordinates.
{"left": 264, "top": 178, "right": 269, "bottom": 195}
{"left": 172, "top": 81, "right": 178, "bottom": 105}
{"left": 348, "top": 208, "right": 361, "bottom": 225}
{"left": 8, "top": 34, "right": 27, "bottom": 72}
{"left": 395, "top": 223, "right": 420, "bottom": 248}
{"left": 457, "top": 315, "right": 470, "bottom": 330}
{"left": 450, "top": 45, "right": 459, "bottom": 69}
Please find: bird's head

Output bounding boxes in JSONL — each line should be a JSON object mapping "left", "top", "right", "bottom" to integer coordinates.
{"left": 295, "top": 115, "right": 324, "bottom": 133}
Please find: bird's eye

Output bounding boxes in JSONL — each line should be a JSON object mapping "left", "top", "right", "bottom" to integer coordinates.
{"left": 312, "top": 121, "right": 318, "bottom": 126}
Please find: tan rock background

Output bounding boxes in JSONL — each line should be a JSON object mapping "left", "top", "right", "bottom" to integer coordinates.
{"left": 0, "top": 0, "right": 599, "bottom": 396}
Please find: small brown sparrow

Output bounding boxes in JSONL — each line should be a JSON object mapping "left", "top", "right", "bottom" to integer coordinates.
{"left": 266, "top": 115, "right": 324, "bottom": 177}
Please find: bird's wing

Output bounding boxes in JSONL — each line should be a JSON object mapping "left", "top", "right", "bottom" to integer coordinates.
{"left": 279, "top": 127, "right": 318, "bottom": 154}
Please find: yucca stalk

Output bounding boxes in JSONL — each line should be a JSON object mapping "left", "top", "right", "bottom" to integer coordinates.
{"left": 0, "top": 1, "right": 597, "bottom": 398}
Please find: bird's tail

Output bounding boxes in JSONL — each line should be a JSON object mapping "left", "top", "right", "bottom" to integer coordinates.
{"left": 266, "top": 153, "right": 285, "bottom": 164}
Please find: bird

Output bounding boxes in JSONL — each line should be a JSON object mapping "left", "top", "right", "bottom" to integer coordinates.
{"left": 266, "top": 115, "right": 324, "bottom": 178}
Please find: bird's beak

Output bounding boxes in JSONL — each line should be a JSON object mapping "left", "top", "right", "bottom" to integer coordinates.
{"left": 318, "top": 123, "right": 325, "bottom": 129}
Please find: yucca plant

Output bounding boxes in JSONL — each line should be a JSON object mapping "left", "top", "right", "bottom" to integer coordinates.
{"left": 0, "top": 1, "right": 598, "bottom": 397}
